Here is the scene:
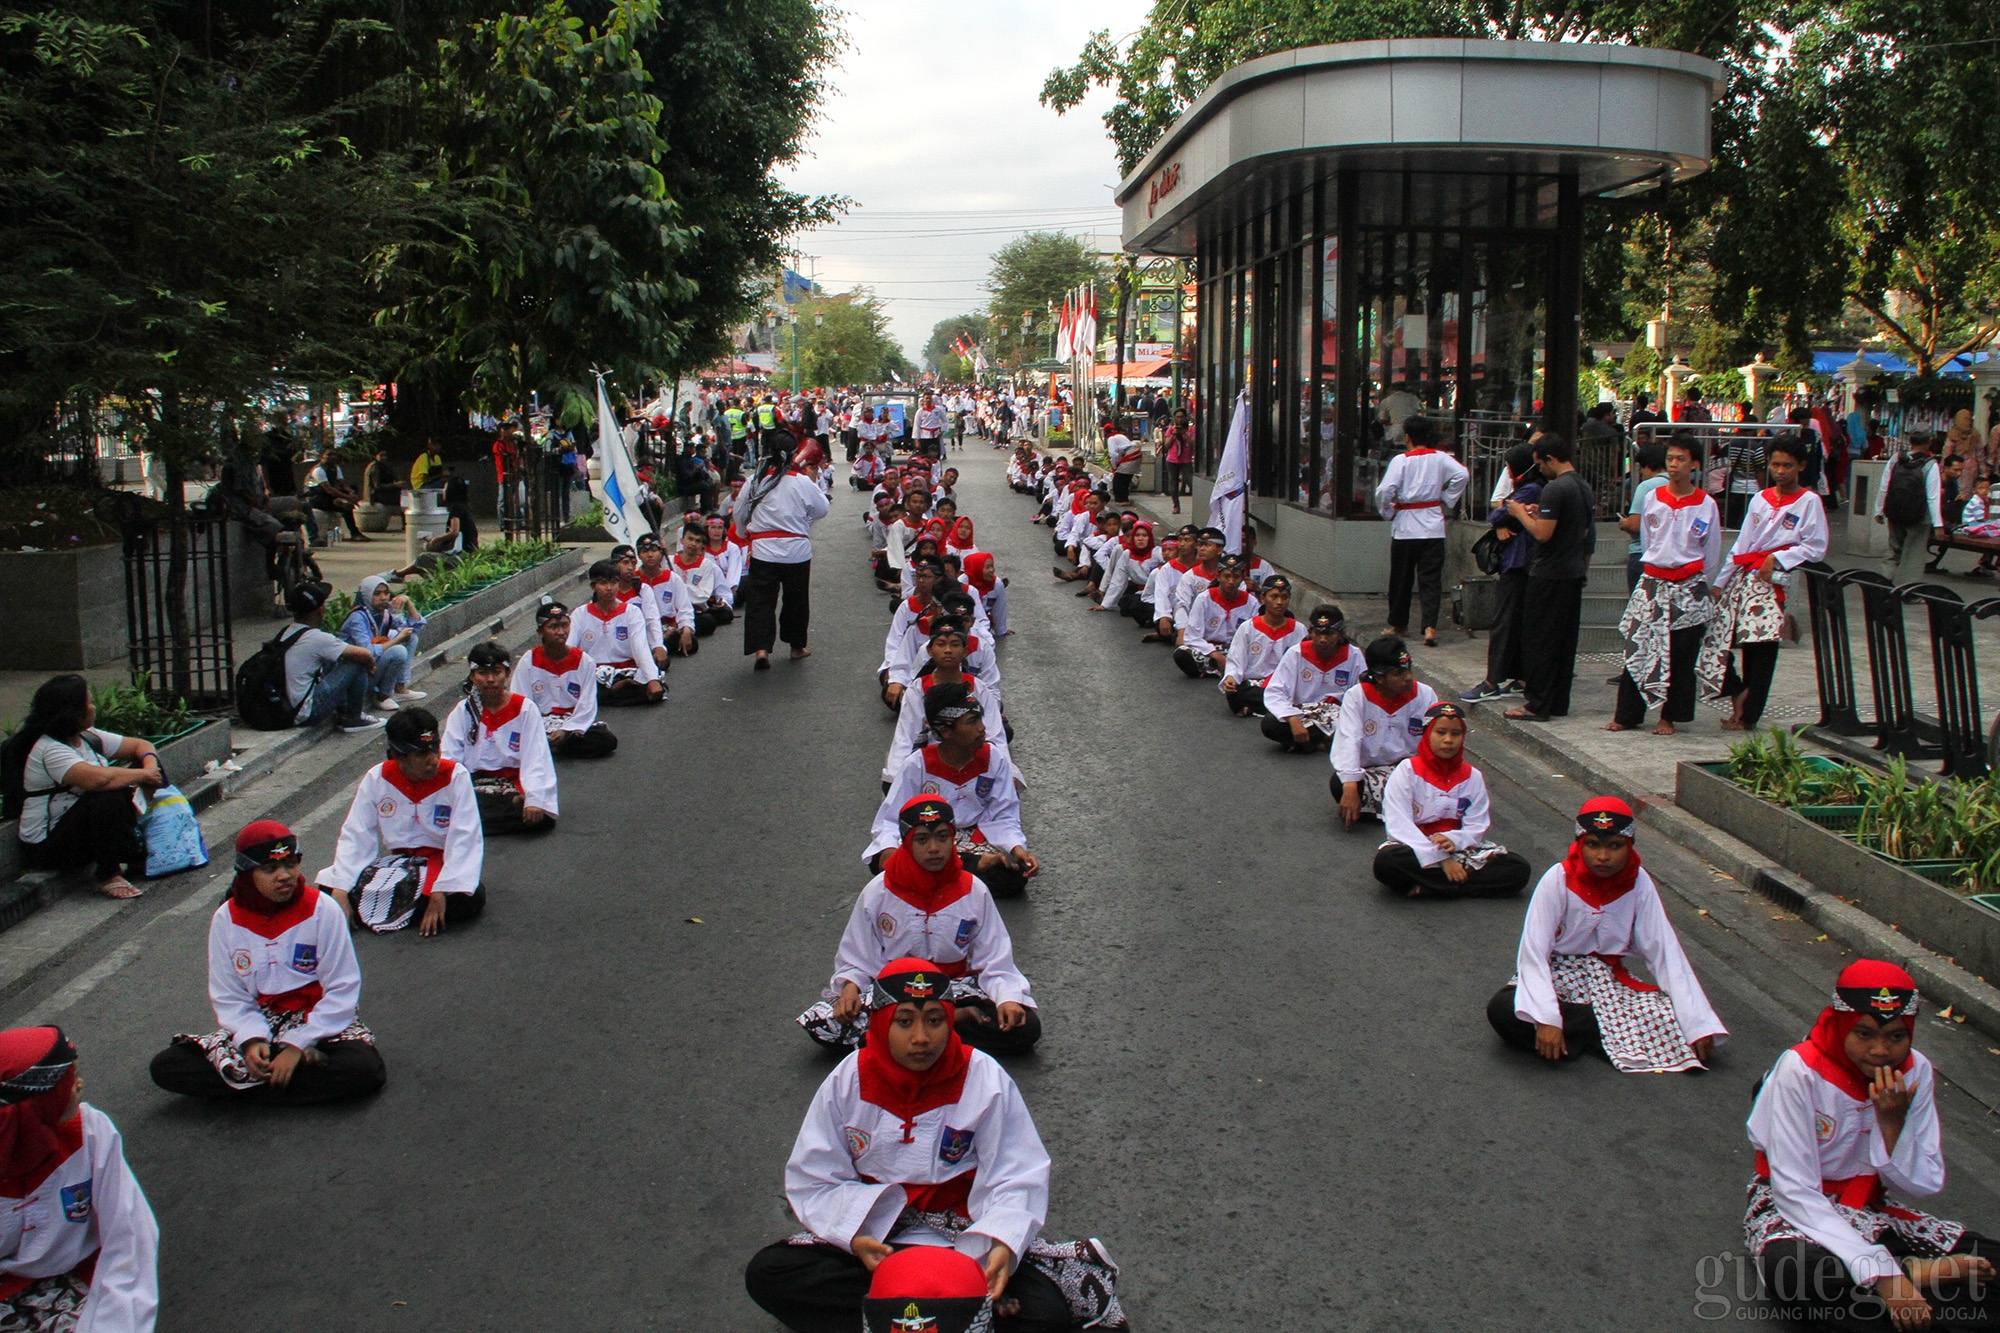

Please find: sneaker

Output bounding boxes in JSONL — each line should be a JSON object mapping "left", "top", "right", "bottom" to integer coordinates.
{"left": 1458, "top": 681, "right": 1507, "bottom": 702}
{"left": 338, "top": 714, "right": 386, "bottom": 733}
{"left": 395, "top": 689, "right": 428, "bottom": 701}
{"left": 374, "top": 695, "right": 399, "bottom": 711}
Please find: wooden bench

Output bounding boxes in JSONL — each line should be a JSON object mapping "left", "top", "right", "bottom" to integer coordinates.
{"left": 1925, "top": 529, "right": 2000, "bottom": 573}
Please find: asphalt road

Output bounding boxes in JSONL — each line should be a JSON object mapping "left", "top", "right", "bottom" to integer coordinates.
{"left": 13, "top": 444, "right": 2000, "bottom": 1331}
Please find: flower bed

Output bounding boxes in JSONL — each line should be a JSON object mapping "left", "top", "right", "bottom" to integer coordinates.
{"left": 322, "top": 538, "right": 568, "bottom": 628}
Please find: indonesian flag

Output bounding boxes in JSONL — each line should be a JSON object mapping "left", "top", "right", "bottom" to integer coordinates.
{"left": 1078, "top": 290, "right": 1099, "bottom": 359}
{"left": 1210, "top": 387, "right": 1250, "bottom": 553}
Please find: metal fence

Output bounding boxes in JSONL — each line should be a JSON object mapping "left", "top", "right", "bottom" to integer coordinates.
{"left": 1631, "top": 422, "right": 1804, "bottom": 527}
{"left": 105, "top": 494, "right": 235, "bottom": 710}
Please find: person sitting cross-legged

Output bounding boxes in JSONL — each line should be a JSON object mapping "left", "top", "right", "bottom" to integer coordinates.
{"left": 512, "top": 601, "right": 617, "bottom": 759}
{"left": 1260, "top": 605, "right": 1363, "bottom": 753}
{"left": 1329, "top": 635, "right": 1438, "bottom": 827}
{"left": 800, "top": 796, "right": 1040, "bottom": 1056}
{"left": 1370, "top": 703, "right": 1530, "bottom": 899}
{"left": 570, "top": 559, "right": 664, "bottom": 706}
{"left": 869, "top": 683, "right": 1036, "bottom": 898}
{"left": 1218, "top": 575, "right": 1302, "bottom": 716}
{"left": 1173, "top": 554, "right": 1256, "bottom": 680}
{"left": 441, "top": 642, "right": 557, "bottom": 836}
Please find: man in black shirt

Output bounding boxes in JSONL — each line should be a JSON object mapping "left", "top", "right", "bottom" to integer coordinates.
{"left": 1504, "top": 436, "right": 1594, "bottom": 721}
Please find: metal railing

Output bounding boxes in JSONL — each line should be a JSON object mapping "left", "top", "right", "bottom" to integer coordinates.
{"left": 105, "top": 494, "right": 236, "bottom": 710}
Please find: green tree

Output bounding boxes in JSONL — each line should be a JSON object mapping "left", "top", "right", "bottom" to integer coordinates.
{"left": 924, "top": 314, "right": 987, "bottom": 371}
{"left": 778, "top": 291, "right": 904, "bottom": 387}
{"left": 984, "top": 233, "right": 1106, "bottom": 370}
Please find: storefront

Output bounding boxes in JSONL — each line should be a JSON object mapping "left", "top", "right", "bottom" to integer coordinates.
{"left": 1117, "top": 38, "right": 1722, "bottom": 589}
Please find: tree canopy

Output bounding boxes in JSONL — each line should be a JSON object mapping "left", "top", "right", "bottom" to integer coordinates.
{"left": 777, "top": 292, "right": 909, "bottom": 388}
{"left": 984, "top": 233, "right": 1106, "bottom": 370}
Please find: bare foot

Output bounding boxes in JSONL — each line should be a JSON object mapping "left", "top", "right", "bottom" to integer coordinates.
{"left": 753, "top": 652, "right": 771, "bottom": 671}
{"left": 97, "top": 876, "right": 143, "bottom": 900}
{"left": 1719, "top": 717, "right": 1747, "bottom": 731}
{"left": 1604, "top": 721, "right": 1634, "bottom": 731}
{"left": 790, "top": 647, "right": 812, "bottom": 660}
{"left": 1653, "top": 720, "right": 1676, "bottom": 735}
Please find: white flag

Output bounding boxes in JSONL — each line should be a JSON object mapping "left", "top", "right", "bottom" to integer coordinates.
{"left": 1209, "top": 387, "right": 1250, "bottom": 553}
{"left": 595, "top": 376, "right": 652, "bottom": 542}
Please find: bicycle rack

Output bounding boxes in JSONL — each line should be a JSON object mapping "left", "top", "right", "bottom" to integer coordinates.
{"left": 1802, "top": 562, "right": 1869, "bottom": 735}
{"left": 1898, "top": 584, "right": 1990, "bottom": 780}
{"left": 1835, "top": 568, "right": 1945, "bottom": 761}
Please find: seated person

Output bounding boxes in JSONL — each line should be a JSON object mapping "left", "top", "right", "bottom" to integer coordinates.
{"left": 1330, "top": 636, "right": 1438, "bottom": 826}
{"left": 850, "top": 439, "right": 886, "bottom": 491}
{"left": 634, "top": 533, "right": 698, "bottom": 661}
{"left": 1262, "top": 605, "right": 1363, "bottom": 753}
{"left": 279, "top": 582, "right": 387, "bottom": 733}
{"left": 1169, "top": 527, "right": 1225, "bottom": 638}
{"left": 1370, "top": 703, "right": 1531, "bottom": 899}
{"left": 1174, "top": 554, "right": 1256, "bottom": 680}
{"left": 316, "top": 708, "right": 486, "bottom": 936}
{"left": 441, "top": 642, "right": 558, "bottom": 835}
{"left": 1744, "top": 959, "right": 2000, "bottom": 1331}
{"left": 869, "top": 684, "right": 1036, "bottom": 898}
{"left": 1092, "top": 522, "right": 1160, "bottom": 620}
{"left": 570, "top": 560, "right": 664, "bottom": 706}
{"left": 512, "top": 601, "right": 617, "bottom": 759}
{"left": 2, "top": 674, "right": 160, "bottom": 899}
{"left": 1955, "top": 475, "right": 2000, "bottom": 573}
{"left": 1238, "top": 526, "right": 1276, "bottom": 593}
{"left": 1135, "top": 532, "right": 1190, "bottom": 637}
{"left": 881, "top": 558, "right": 948, "bottom": 710}
{"left": 672, "top": 522, "right": 734, "bottom": 634}
{"left": 1485, "top": 797, "right": 1726, "bottom": 1071}
{"left": 337, "top": 575, "right": 428, "bottom": 714}
{"left": 800, "top": 797, "right": 1039, "bottom": 1056}
{"left": 964, "top": 552, "right": 1009, "bottom": 639}
{"left": 152, "top": 820, "right": 385, "bottom": 1103}
{"left": 0, "top": 1026, "right": 159, "bottom": 1328}
{"left": 1219, "top": 575, "right": 1301, "bottom": 716}
{"left": 745, "top": 959, "right": 1124, "bottom": 1333}
{"left": 884, "top": 619, "right": 1009, "bottom": 787}
{"left": 887, "top": 590, "right": 999, "bottom": 706}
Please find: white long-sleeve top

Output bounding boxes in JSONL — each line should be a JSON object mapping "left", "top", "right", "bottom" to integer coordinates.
{"left": 738, "top": 473, "right": 832, "bottom": 563}
{"left": 1510, "top": 862, "right": 1727, "bottom": 1042}
{"left": 883, "top": 673, "right": 1009, "bottom": 783}
{"left": 879, "top": 596, "right": 943, "bottom": 675}
{"left": 1330, "top": 681, "right": 1439, "bottom": 782}
{"left": 636, "top": 568, "right": 696, "bottom": 632}
{"left": 827, "top": 874, "right": 1035, "bottom": 1009}
{"left": 1056, "top": 506, "right": 1095, "bottom": 549}
{"left": 0, "top": 1105, "right": 158, "bottom": 1333}
{"left": 672, "top": 553, "right": 726, "bottom": 607}
{"left": 711, "top": 540, "right": 746, "bottom": 598}
{"left": 867, "top": 745, "right": 1024, "bottom": 863}
{"left": 1379, "top": 760, "right": 1493, "bottom": 866}
{"left": 511, "top": 645, "right": 599, "bottom": 733}
{"left": 1715, "top": 488, "right": 1831, "bottom": 589}
{"left": 1873, "top": 453, "right": 1944, "bottom": 528}
{"left": 441, "top": 694, "right": 559, "bottom": 816}
{"left": 1223, "top": 614, "right": 1304, "bottom": 687}
{"left": 1182, "top": 586, "right": 1256, "bottom": 657}
{"left": 1374, "top": 447, "right": 1470, "bottom": 538}
{"left": 1637, "top": 486, "right": 1723, "bottom": 581}
{"left": 1171, "top": 564, "right": 1218, "bottom": 629}
{"left": 1099, "top": 544, "right": 1162, "bottom": 607}
{"left": 1264, "top": 642, "right": 1365, "bottom": 720}
{"left": 1143, "top": 559, "right": 1193, "bottom": 614}
{"left": 887, "top": 629, "right": 999, "bottom": 694}
{"left": 786, "top": 1050, "right": 1048, "bottom": 1268}
{"left": 316, "top": 760, "right": 483, "bottom": 897}
{"left": 1747, "top": 1046, "right": 1946, "bottom": 1285}
{"left": 569, "top": 599, "right": 659, "bottom": 682}
{"left": 206, "top": 886, "right": 361, "bottom": 1049}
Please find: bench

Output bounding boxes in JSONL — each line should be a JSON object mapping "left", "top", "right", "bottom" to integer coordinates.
{"left": 1925, "top": 530, "right": 2000, "bottom": 573}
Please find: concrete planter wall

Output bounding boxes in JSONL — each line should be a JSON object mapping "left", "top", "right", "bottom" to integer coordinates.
{"left": 154, "top": 718, "right": 231, "bottom": 781}
{"left": 411, "top": 549, "right": 587, "bottom": 649}
{"left": 0, "top": 545, "right": 128, "bottom": 669}
{"left": 1676, "top": 761, "right": 2000, "bottom": 979}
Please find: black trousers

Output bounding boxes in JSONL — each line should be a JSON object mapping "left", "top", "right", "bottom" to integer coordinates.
{"left": 1387, "top": 537, "right": 1446, "bottom": 631}
{"left": 1224, "top": 681, "right": 1265, "bottom": 715}
{"left": 474, "top": 789, "right": 557, "bottom": 836}
{"left": 1486, "top": 984, "right": 1600, "bottom": 1059}
{"left": 1373, "top": 843, "right": 1531, "bottom": 898}
{"left": 1721, "top": 641, "right": 1782, "bottom": 728}
{"left": 1755, "top": 1232, "right": 2000, "bottom": 1331}
{"left": 1172, "top": 647, "right": 1218, "bottom": 678}
{"left": 597, "top": 678, "right": 662, "bottom": 707}
{"left": 1111, "top": 471, "right": 1132, "bottom": 502}
{"left": 745, "top": 1242, "right": 1070, "bottom": 1333}
{"left": 1519, "top": 576, "right": 1586, "bottom": 718}
{"left": 1260, "top": 714, "right": 1331, "bottom": 751}
{"left": 1485, "top": 569, "right": 1528, "bottom": 685}
{"left": 1118, "top": 590, "right": 1149, "bottom": 623}
{"left": 693, "top": 605, "right": 735, "bottom": 636}
{"left": 743, "top": 557, "right": 812, "bottom": 653}
{"left": 955, "top": 998, "right": 1043, "bottom": 1056}
{"left": 149, "top": 1038, "right": 386, "bottom": 1105}
{"left": 1614, "top": 622, "right": 1706, "bottom": 725}
{"left": 21, "top": 789, "right": 144, "bottom": 880}
{"left": 964, "top": 851, "right": 1028, "bottom": 899}
{"left": 549, "top": 723, "right": 618, "bottom": 759}
{"left": 667, "top": 631, "right": 699, "bottom": 658}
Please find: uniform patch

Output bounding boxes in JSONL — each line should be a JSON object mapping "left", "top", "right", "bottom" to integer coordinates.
{"left": 377, "top": 798, "right": 396, "bottom": 817}
{"left": 59, "top": 1182, "right": 89, "bottom": 1223}
{"left": 1815, "top": 1111, "right": 1836, "bottom": 1144}
{"left": 614, "top": 625, "right": 629, "bottom": 640}
{"left": 876, "top": 912, "right": 897, "bottom": 938}
{"left": 938, "top": 1126, "right": 975, "bottom": 1164}
{"left": 918, "top": 780, "right": 942, "bottom": 797}
{"left": 954, "top": 918, "right": 975, "bottom": 948}
{"left": 1407, "top": 716, "right": 1424, "bottom": 735}
{"left": 1690, "top": 517, "right": 1711, "bottom": 537}
{"left": 1333, "top": 669, "right": 1351, "bottom": 687}
{"left": 431, "top": 803, "right": 453, "bottom": 828}
{"left": 507, "top": 730, "right": 522, "bottom": 753}
{"left": 291, "top": 942, "right": 318, "bottom": 973}
{"left": 567, "top": 681, "right": 582, "bottom": 697}
{"left": 1362, "top": 719, "right": 1378, "bottom": 736}
{"left": 1456, "top": 796, "right": 1472, "bottom": 815}
{"left": 231, "top": 948, "right": 253, "bottom": 977}
{"left": 973, "top": 776, "right": 995, "bottom": 800}
{"left": 1781, "top": 511, "right": 1801, "bottom": 529}
{"left": 843, "top": 1125, "right": 870, "bottom": 1158}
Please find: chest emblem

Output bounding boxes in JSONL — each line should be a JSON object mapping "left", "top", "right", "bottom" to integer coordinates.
{"left": 1782, "top": 512, "right": 1801, "bottom": 530}
{"left": 59, "top": 1182, "right": 90, "bottom": 1223}
{"left": 1690, "top": 517, "right": 1710, "bottom": 537}
{"left": 876, "top": 912, "right": 897, "bottom": 938}
{"left": 973, "top": 776, "right": 995, "bottom": 800}
{"left": 231, "top": 949, "right": 253, "bottom": 976}
{"left": 507, "top": 730, "right": 522, "bottom": 753}
{"left": 939, "top": 1126, "right": 975, "bottom": 1165}
{"left": 918, "top": 780, "right": 942, "bottom": 797}
{"left": 1815, "top": 1111, "right": 1836, "bottom": 1144}
{"left": 954, "top": 918, "right": 975, "bottom": 948}
{"left": 377, "top": 798, "right": 396, "bottom": 817}
{"left": 843, "top": 1126, "right": 871, "bottom": 1158}
{"left": 431, "top": 803, "right": 452, "bottom": 828}
{"left": 1407, "top": 716, "right": 1424, "bottom": 735}
{"left": 1362, "top": 719, "right": 1378, "bottom": 736}
{"left": 614, "top": 625, "right": 629, "bottom": 640}
{"left": 291, "top": 942, "right": 318, "bottom": 973}
{"left": 1333, "top": 669, "right": 1351, "bottom": 687}
{"left": 567, "top": 680, "right": 582, "bottom": 697}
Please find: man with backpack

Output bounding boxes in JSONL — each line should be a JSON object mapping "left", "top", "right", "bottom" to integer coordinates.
{"left": 1874, "top": 431, "right": 1945, "bottom": 573}
{"left": 249, "top": 584, "right": 386, "bottom": 734}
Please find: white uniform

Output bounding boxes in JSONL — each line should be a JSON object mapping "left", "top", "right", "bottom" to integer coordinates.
{"left": 1330, "top": 681, "right": 1439, "bottom": 784}
{"left": 1373, "top": 446, "right": 1470, "bottom": 538}
{"left": 1171, "top": 564, "right": 1217, "bottom": 630}
{"left": 1379, "top": 761, "right": 1494, "bottom": 867}
{"left": 1636, "top": 486, "right": 1723, "bottom": 581}
{"left": 1182, "top": 586, "right": 1256, "bottom": 658}
{"left": 883, "top": 673, "right": 1009, "bottom": 783}
{"left": 711, "top": 539, "right": 747, "bottom": 597}
{"left": 0, "top": 1106, "right": 158, "bottom": 1332}
{"left": 737, "top": 473, "right": 832, "bottom": 564}
{"left": 673, "top": 552, "right": 727, "bottom": 608}
{"left": 1222, "top": 614, "right": 1303, "bottom": 688}
{"left": 826, "top": 875, "right": 1034, "bottom": 1011}
{"left": 636, "top": 569, "right": 696, "bottom": 636}
{"left": 868, "top": 745, "right": 1024, "bottom": 864}
{"left": 1099, "top": 543, "right": 1162, "bottom": 608}
{"left": 887, "top": 628, "right": 999, "bottom": 694}
{"left": 206, "top": 886, "right": 361, "bottom": 1050}
{"left": 441, "top": 694, "right": 559, "bottom": 816}
{"left": 317, "top": 760, "right": 483, "bottom": 899}
{"left": 512, "top": 645, "right": 599, "bottom": 735}
{"left": 1264, "top": 642, "right": 1365, "bottom": 722}
{"left": 1716, "top": 488, "right": 1830, "bottom": 588}
{"left": 1143, "top": 560, "right": 1193, "bottom": 619}
{"left": 568, "top": 599, "right": 659, "bottom": 682}
{"left": 786, "top": 1050, "right": 1047, "bottom": 1266}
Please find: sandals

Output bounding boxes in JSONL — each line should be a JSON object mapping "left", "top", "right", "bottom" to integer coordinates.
{"left": 97, "top": 876, "right": 144, "bottom": 900}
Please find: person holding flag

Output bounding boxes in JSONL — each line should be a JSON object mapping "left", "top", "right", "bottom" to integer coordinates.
{"left": 593, "top": 376, "right": 655, "bottom": 544}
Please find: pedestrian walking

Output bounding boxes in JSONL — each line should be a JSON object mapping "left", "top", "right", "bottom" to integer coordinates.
{"left": 734, "top": 440, "right": 832, "bottom": 669}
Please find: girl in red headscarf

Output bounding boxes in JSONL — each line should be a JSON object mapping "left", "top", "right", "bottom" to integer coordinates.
{"left": 152, "top": 819, "right": 385, "bottom": 1103}
{"left": 962, "top": 552, "right": 1008, "bottom": 638}
{"left": 1093, "top": 521, "right": 1159, "bottom": 621}
{"left": 0, "top": 1026, "right": 158, "bottom": 1331}
{"left": 1746, "top": 960, "right": 2000, "bottom": 1330}
{"left": 1487, "top": 797, "right": 1726, "bottom": 1072}
{"left": 946, "top": 516, "right": 979, "bottom": 555}
{"left": 748, "top": 958, "right": 1124, "bottom": 1333}
{"left": 1371, "top": 703, "right": 1531, "bottom": 899}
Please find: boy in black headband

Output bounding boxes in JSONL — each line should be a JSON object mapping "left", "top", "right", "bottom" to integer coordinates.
{"left": 1262, "top": 604, "right": 1362, "bottom": 751}
{"left": 1175, "top": 552, "right": 1255, "bottom": 679}
{"left": 512, "top": 602, "right": 618, "bottom": 758}
{"left": 442, "top": 642, "right": 558, "bottom": 835}
{"left": 867, "top": 683, "right": 1036, "bottom": 898}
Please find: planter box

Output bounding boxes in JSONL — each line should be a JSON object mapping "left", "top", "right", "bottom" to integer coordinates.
{"left": 408, "top": 548, "right": 586, "bottom": 648}
{"left": 151, "top": 717, "right": 231, "bottom": 781}
{"left": 0, "top": 544, "right": 128, "bottom": 669}
{"left": 1677, "top": 760, "right": 2000, "bottom": 980}
{"left": 556, "top": 525, "right": 609, "bottom": 543}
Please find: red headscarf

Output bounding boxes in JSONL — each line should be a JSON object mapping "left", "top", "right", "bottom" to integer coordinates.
{"left": 230, "top": 818, "right": 301, "bottom": 917}
{"left": 1128, "top": 521, "right": 1155, "bottom": 557}
{"left": 0, "top": 1028, "right": 81, "bottom": 1198}
{"left": 963, "top": 552, "right": 997, "bottom": 596}
{"left": 1408, "top": 704, "right": 1469, "bottom": 790}
{"left": 856, "top": 958, "right": 972, "bottom": 1132}
{"left": 946, "top": 517, "right": 977, "bottom": 552}
{"left": 881, "top": 797, "right": 974, "bottom": 914}
{"left": 1797, "top": 959, "right": 1919, "bottom": 1100}
{"left": 1562, "top": 796, "right": 1643, "bottom": 909}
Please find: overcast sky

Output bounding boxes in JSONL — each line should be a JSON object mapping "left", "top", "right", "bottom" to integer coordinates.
{"left": 776, "top": 0, "right": 1152, "bottom": 360}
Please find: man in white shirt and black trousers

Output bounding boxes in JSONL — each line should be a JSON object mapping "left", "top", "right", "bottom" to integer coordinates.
{"left": 733, "top": 439, "right": 833, "bottom": 671}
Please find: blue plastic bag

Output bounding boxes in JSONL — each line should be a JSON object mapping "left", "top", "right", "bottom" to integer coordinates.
{"left": 140, "top": 785, "right": 210, "bottom": 879}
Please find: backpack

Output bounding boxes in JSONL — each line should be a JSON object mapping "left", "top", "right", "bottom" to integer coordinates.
{"left": 1882, "top": 457, "right": 1931, "bottom": 525}
{"left": 235, "top": 626, "right": 314, "bottom": 731}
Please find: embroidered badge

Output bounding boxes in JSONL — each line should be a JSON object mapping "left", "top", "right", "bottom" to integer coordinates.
{"left": 843, "top": 1126, "right": 870, "bottom": 1157}
{"left": 377, "top": 798, "right": 396, "bottom": 817}
{"left": 1815, "top": 1112, "right": 1836, "bottom": 1144}
{"left": 1782, "top": 512, "right": 1801, "bottom": 530}
{"left": 431, "top": 803, "right": 452, "bottom": 828}
{"left": 954, "top": 918, "right": 975, "bottom": 947}
{"left": 891, "top": 1304, "right": 936, "bottom": 1332}
{"left": 902, "top": 973, "right": 936, "bottom": 998}
{"left": 918, "top": 780, "right": 942, "bottom": 797}
{"left": 1456, "top": 796, "right": 1472, "bottom": 815}
{"left": 973, "top": 776, "right": 995, "bottom": 800}
{"left": 1691, "top": 517, "right": 1710, "bottom": 537}
{"left": 231, "top": 949, "right": 254, "bottom": 977}
{"left": 1362, "top": 719, "right": 1378, "bottom": 736}
{"left": 507, "top": 730, "right": 522, "bottom": 753}
{"left": 1407, "top": 716, "right": 1424, "bottom": 735}
{"left": 877, "top": 912, "right": 897, "bottom": 938}
{"left": 615, "top": 625, "right": 629, "bottom": 640}
{"left": 567, "top": 681, "right": 582, "bottom": 697}
{"left": 291, "top": 942, "right": 318, "bottom": 974}
{"left": 938, "top": 1126, "right": 975, "bottom": 1164}
{"left": 1333, "top": 669, "right": 1351, "bottom": 687}
{"left": 59, "top": 1182, "right": 90, "bottom": 1223}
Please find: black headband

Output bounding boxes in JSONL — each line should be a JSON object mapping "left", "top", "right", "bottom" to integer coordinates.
{"left": 1834, "top": 984, "right": 1921, "bottom": 1019}
{"left": 234, "top": 835, "right": 299, "bottom": 874}
{"left": 0, "top": 1032, "right": 75, "bottom": 1106}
